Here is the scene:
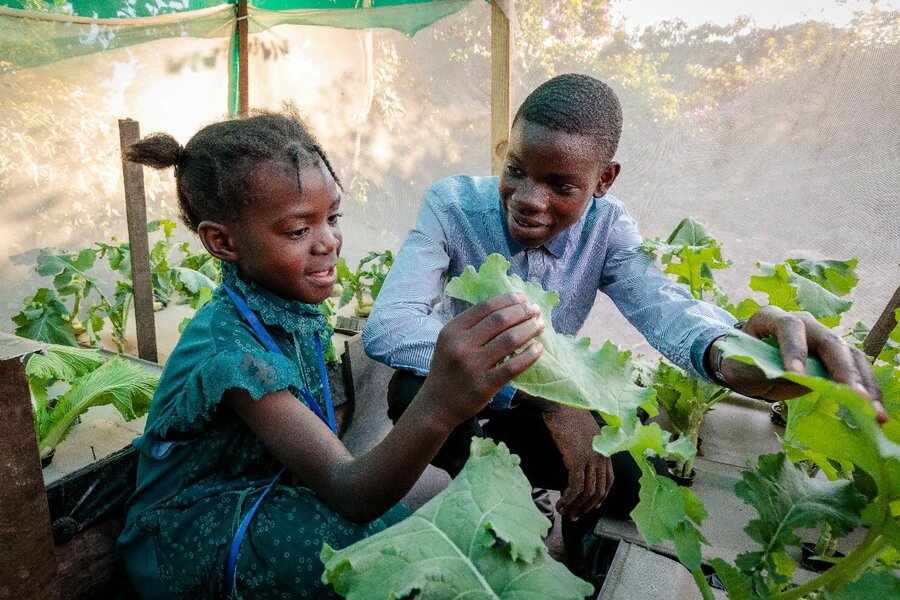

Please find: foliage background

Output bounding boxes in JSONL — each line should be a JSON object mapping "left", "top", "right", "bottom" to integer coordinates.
{"left": 1, "top": 0, "right": 898, "bottom": 354}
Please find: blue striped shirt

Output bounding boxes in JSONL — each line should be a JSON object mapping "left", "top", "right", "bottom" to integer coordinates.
{"left": 363, "top": 175, "right": 736, "bottom": 408}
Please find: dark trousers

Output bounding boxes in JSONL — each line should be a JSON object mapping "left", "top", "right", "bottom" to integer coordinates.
{"left": 387, "top": 369, "right": 666, "bottom": 564}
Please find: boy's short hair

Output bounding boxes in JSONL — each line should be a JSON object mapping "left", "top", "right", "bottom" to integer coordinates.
{"left": 513, "top": 73, "right": 623, "bottom": 164}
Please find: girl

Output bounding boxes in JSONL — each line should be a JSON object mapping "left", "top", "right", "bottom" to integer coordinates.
{"left": 117, "top": 111, "right": 545, "bottom": 599}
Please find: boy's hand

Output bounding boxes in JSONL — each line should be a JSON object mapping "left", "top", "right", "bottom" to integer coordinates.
{"left": 515, "top": 391, "right": 614, "bottom": 520}
{"left": 421, "top": 293, "right": 544, "bottom": 428}
{"left": 713, "top": 306, "right": 886, "bottom": 422}
{"left": 543, "top": 404, "right": 613, "bottom": 521}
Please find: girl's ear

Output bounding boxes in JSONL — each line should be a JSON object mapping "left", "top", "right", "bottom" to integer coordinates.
{"left": 197, "top": 221, "right": 239, "bottom": 262}
{"left": 594, "top": 162, "right": 621, "bottom": 197}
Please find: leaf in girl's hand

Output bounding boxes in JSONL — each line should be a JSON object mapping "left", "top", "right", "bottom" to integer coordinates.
{"left": 320, "top": 438, "right": 592, "bottom": 599}
{"left": 445, "top": 254, "right": 656, "bottom": 428}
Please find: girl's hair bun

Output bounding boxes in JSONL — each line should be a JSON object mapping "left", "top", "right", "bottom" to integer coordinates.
{"left": 125, "top": 132, "right": 184, "bottom": 170}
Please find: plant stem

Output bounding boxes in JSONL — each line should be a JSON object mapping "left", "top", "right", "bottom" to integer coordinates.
{"left": 691, "top": 567, "right": 716, "bottom": 600}
{"left": 772, "top": 494, "right": 890, "bottom": 600}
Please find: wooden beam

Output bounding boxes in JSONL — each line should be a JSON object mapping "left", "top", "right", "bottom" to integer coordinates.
{"left": 490, "top": 1, "right": 511, "bottom": 176}
{"left": 118, "top": 119, "right": 158, "bottom": 363}
{"left": 0, "top": 357, "right": 60, "bottom": 600}
{"left": 238, "top": 0, "right": 249, "bottom": 117}
{"left": 863, "top": 284, "right": 900, "bottom": 358}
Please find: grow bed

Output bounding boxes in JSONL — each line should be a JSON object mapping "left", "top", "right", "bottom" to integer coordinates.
{"left": 595, "top": 393, "right": 869, "bottom": 599}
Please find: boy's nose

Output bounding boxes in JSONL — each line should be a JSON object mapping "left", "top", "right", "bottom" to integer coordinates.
{"left": 513, "top": 180, "right": 548, "bottom": 212}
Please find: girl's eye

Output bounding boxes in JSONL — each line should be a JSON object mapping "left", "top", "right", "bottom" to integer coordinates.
{"left": 288, "top": 228, "right": 309, "bottom": 238}
{"left": 328, "top": 212, "right": 344, "bottom": 225}
{"left": 505, "top": 165, "right": 524, "bottom": 178}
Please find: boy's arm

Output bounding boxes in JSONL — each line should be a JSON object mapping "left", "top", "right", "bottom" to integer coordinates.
{"left": 600, "top": 207, "right": 884, "bottom": 418}
{"left": 363, "top": 192, "right": 450, "bottom": 375}
{"left": 599, "top": 207, "right": 735, "bottom": 380}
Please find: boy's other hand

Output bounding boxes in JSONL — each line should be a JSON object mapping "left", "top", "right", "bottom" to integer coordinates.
{"left": 422, "top": 293, "right": 545, "bottom": 428}
{"left": 716, "top": 306, "right": 886, "bottom": 423}
{"left": 516, "top": 391, "right": 614, "bottom": 520}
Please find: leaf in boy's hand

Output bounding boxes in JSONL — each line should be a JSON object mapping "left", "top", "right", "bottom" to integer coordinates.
{"left": 320, "top": 438, "right": 593, "bottom": 599}
{"left": 445, "top": 254, "right": 655, "bottom": 429}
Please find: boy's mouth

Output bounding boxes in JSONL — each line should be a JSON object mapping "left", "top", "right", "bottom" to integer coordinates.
{"left": 512, "top": 215, "right": 548, "bottom": 229}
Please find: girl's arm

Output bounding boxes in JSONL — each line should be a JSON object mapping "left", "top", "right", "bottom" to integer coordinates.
{"left": 227, "top": 293, "right": 544, "bottom": 523}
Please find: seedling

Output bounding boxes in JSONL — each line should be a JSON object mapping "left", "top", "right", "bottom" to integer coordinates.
{"left": 335, "top": 250, "right": 393, "bottom": 317}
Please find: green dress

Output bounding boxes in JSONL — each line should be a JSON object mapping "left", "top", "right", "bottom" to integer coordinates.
{"left": 118, "top": 264, "right": 409, "bottom": 599}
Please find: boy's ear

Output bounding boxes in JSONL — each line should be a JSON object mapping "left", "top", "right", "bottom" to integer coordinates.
{"left": 594, "top": 162, "right": 621, "bottom": 197}
{"left": 197, "top": 221, "right": 239, "bottom": 263}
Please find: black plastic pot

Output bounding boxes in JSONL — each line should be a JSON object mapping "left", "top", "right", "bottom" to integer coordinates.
{"left": 770, "top": 402, "right": 788, "bottom": 427}
{"left": 800, "top": 542, "right": 845, "bottom": 573}
{"left": 665, "top": 459, "right": 695, "bottom": 487}
{"left": 41, "top": 449, "right": 55, "bottom": 469}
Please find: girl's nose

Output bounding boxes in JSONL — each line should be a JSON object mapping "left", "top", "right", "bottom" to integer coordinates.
{"left": 312, "top": 227, "right": 339, "bottom": 254}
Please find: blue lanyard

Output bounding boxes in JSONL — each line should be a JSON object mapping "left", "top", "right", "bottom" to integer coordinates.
{"left": 220, "top": 284, "right": 336, "bottom": 433}
{"left": 221, "top": 283, "right": 337, "bottom": 598}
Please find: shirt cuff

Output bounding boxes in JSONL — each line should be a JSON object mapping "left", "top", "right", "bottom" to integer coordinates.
{"left": 691, "top": 323, "right": 737, "bottom": 383}
{"left": 488, "top": 383, "right": 517, "bottom": 410}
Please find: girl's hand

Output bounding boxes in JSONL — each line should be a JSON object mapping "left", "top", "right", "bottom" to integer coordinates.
{"left": 420, "top": 293, "right": 545, "bottom": 428}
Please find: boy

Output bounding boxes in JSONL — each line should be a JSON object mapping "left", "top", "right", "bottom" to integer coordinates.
{"left": 363, "top": 73, "right": 883, "bottom": 572}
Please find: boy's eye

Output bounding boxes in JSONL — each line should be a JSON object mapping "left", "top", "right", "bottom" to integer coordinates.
{"left": 328, "top": 212, "right": 344, "bottom": 225}
{"left": 552, "top": 183, "right": 577, "bottom": 194}
{"left": 505, "top": 165, "right": 524, "bottom": 178}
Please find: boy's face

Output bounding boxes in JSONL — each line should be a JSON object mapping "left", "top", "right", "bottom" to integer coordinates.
{"left": 499, "top": 119, "right": 619, "bottom": 248}
{"left": 232, "top": 160, "right": 343, "bottom": 304}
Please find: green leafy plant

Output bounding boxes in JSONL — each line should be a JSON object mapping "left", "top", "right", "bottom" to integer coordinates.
{"left": 747, "top": 259, "right": 857, "bottom": 328}
{"left": 641, "top": 217, "right": 731, "bottom": 301}
{"left": 442, "top": 253, "right": 898, "bottom": 599}
{"left": 711, "top": 332, "right": 899, "bottom": 599}
{"left": 320, "top": 437, "right": 594, "bottom": 599}
{"left": 649, "top": 359, "right": 731, "bottom": 479}
{"left": 12, "top": 219, "right": 220, "bottom": 353}
{"left": 335, "top": 250, "right": 394, "bottom": 317}
{"left": 26, "top": 344, "right": 158, "bottom": 460}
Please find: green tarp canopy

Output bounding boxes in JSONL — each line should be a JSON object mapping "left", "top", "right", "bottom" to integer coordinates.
{"left": 1, "top": 0, "right": 473, "bottom": 113}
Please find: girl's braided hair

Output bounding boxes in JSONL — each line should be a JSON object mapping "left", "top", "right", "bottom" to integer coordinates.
{"left": 125, "top": 109, "right": 342, "bottom": 232}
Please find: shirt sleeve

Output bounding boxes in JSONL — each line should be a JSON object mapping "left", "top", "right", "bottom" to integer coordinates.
{"left": 599, "top": 207, "right": 736, "bottom": 381}
{"left": 363, "top": 189, "right": 451, "bottom": 376}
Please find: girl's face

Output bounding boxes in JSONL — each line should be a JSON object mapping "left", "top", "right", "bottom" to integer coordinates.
{"left": 499, "top": 119, "right": 617, "bottom": 248}
{"left": 232, "top": 160, "right": 343, "bottom": 304}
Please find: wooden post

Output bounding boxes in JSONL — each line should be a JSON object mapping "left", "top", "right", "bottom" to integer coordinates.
{"left": 863, "top": 284, "right": 900, "bottom": 358}
{"left": 118, "top": 119, "right": 158, "bottom": 363}
{"left": 238, "top": 0, "right": 249, "bottom": 117}
{"left": 0, "top": 336, "right": 60, "bottom": 600}
{"left": 490, "top": 1, "right": 511, "bottom": 176}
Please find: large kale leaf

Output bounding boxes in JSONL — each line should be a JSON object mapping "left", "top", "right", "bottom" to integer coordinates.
{"left": 444, "top": 254, "right": 656, "bottom": 428}
{"left": 320, "top": 438, "right": 593, "bottom": 599}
